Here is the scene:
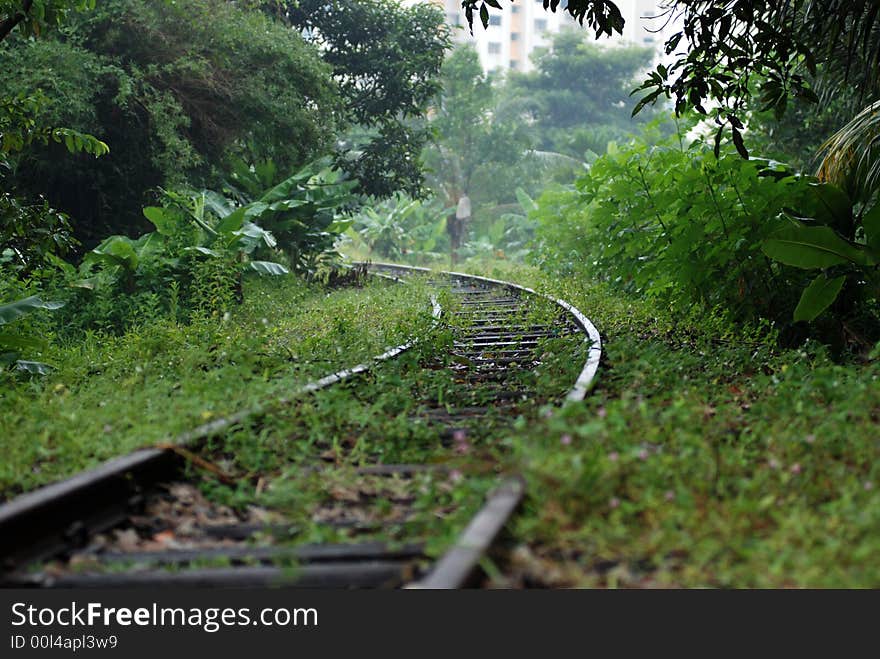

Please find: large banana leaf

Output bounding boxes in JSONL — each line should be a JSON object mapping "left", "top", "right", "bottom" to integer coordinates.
{"left": 793, "top": 274, "right": 846, "bottom": 322}
{"left": 248, "top": 261, "right": 289, "bottom": 276}
{"left": 0, "top": 296, "right": 65, "bottom": 325}
{"left": 762, "top": 224, "right": 873, "bottom": 269}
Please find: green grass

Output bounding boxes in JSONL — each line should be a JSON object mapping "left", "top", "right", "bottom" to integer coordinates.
{"left": 455, "top": 261, "right": 880, "bottom": 588}
{"left": 6, "top": 259, "right": 878, "bottom": 587}
{"left": 0, "top": 275, "right": 435, "bottom": 499}
{"left": 185, "top": 283, "right": 587, "bottom": 559}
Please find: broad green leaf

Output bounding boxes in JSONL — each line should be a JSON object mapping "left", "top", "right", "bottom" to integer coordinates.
{"left": 45, "top": 252, "right": 75, "bottom": 275}
{"left": 14, "top": 360, "right": 53, "bottom": 375}
{"left": 248, "top": 261, "right": 289, "bottom": 276}
{"left": 184, "top": 246, "right": 221, "bottom": 257}
{"left": 0, "top": 331, "right": 46, "bottom": 351}
{"left": 793, "top": 274, "right": 846, "bottom": 322}
{"left": 203, "top": 190, "right": 235, "bottom": 219}
{"left": 0, "top": 296, "right": 65, "bottom": 325}
{"left": 515, "top": 187, "right": 538, "bottom": 214}
{"left": 216, "top": 207, "right": 246, "bottom": 234}
{"left": 233, "top": 221, "right": 277, "bottom": 253}
{"left": 143, "top": 207, "right": 176, "bottom": 235}
{"left": 90, "top": 235, "right": 139, "bottom": 271}
{"left": 268, "top": 199, "right": 308, "bottom": 212}
{"left": 259, "top": 173, "right": 303, "bottom": 204}
{"left": 863, "top": 201, "right": 880, "bottom": 251}
{"left": 327, "top": 218, "right": 353, "bottom": 233}
{"left": 762, "top": 224, "right": 870, "bottom": 269}
{"left": 133, "top": 231, "right": 165, "bottom": 257}
{"left": 71, "top": 278, "right": 98, "bottom": 290}
{"left": 809, "top": 182, "right": 852, "bottom": 230}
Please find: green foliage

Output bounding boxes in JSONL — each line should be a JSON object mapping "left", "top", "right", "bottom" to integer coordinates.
{"left": 760, "top": 185, "right": 880, "bottom": 324}
{"left": 423, "top": 45, "right": 536, "bottom": 262}
{"left": 352, "top": 193, "right": 449, "bottom": 261}
{"left": 531, "top": 129, "right": 823, "bottom": 324}
{"left": 0, "top": 0, "right": 96, "bottom": 43}
{"left": 0, "top": 293, "right": 63, "bottom": 373}
{"left": 0, "top": 0, "right": 341, "bottom": 244}
{"left": 219, "top": 158, "right": 357, "bottom": 275}
{"left": 501, "top": 31, "right": 656, "bottom": 159}
{"left": 281, "top": 0, "right": 450, "bottom": 198}
{"left": 0, "top": 276, "right": 431, "bottom": 496}
{"left": 793, "top": 274, "right": 846, "bottom": 323}
{"left": 469, "top": 263, "right": 880, "bottom": 588}
{"left": 0, "top": 90, "right": 107, "bottom": 161}
{"left": 0, "top": 192, "right": 76, "bottom": 279}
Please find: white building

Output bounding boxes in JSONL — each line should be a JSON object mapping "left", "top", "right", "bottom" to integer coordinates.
{"left": 413, "top": 0, "right": 676, "bottom": 73}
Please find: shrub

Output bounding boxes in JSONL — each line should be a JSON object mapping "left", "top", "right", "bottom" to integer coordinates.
{"left": 531, "top": 131, "right": 821, "bottom": 325}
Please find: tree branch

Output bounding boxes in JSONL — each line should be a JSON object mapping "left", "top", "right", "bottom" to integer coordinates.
{"left": 0, "top": 0, "right": 35, "bottom": 44}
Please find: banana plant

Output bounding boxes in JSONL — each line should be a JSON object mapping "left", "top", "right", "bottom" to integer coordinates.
{"left": 0, "top": 295, "right": 64, "bottom": 374}
{"left": 143, "top": 190, "right": 287, "bottom": 276}
{"left": 216, "top": 157, "right": 358, "bottom": 274}
{"left": 761, "top": 181, "right": 880, "bottom": 322}
{"left": 353, "top": 193, "right": 450, "bottom": 259}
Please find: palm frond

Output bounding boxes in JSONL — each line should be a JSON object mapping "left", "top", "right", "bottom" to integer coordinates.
{"left": 816, "top": 99, "right": 880, "bottom": 200}
{"left": 524, "top": 149, "right": 588, "bottom": 171}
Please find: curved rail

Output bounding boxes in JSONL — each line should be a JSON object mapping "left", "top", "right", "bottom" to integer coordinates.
{"left": 364, "top": 262, "right": 602, "bottom": 401}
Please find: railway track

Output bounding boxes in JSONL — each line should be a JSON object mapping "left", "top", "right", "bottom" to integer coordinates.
{"left": 0, "top": 263, "right": 600, "bottom": 589}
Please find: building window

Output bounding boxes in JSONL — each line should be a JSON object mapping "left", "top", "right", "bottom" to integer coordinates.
{"left": 643, "top": 36, "right": 655, "bottom": 43}
{"left": 512, "top": 5, "right": 520, "bottom": 13}
{"left": 510, "top": 60, "right": 519, "bottom": 69}
{"left": 489, "top": 15, "right": 501, "bottom": 26}
{"left": 488, "top": 42, "right": 502, "bottom": 54}
{"left": 448, "top": 12, "right": 460, "bottom": 25}
{"left": 511, "top": 32, "right": 520, "bottom": 41}
{"left": 534, "top": 18, "right": 547, "bottom": 31}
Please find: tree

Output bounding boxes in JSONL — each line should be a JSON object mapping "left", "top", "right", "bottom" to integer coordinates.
{"left": 422, "top": 46, "right": 532, "bottom": 262}
{"left": 1, "top": 0, "right": 342, "bottom": 246}
{"left": 269, "top": 0, "right": 450, "bottom": 199}
{"left": 460, "top": 1, "right": 880, "bottom": 157}
{"left": 501, "top": 30, "right": 655, "bottom": 159}
{"left": 0, "top": 0, "right": 94, "bottom": 43}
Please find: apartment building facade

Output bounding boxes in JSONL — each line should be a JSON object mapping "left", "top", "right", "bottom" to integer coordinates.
{"left": 413, "top": 0, "right": 674, "bottom": 72}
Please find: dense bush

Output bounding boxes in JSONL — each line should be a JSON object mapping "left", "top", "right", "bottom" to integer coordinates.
{"left": 352, "top": 193, "right": 449, "bottom": 262}
{"left": 0, "top": 0, "right": 341, "bottom": 247}
{"left": 530, "top": 129, "right": 853, "bottom": 328}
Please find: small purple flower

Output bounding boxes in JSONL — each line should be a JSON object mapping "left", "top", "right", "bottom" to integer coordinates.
{"left": 768, "top": 458, "right": 781, "bottom": 470}
{"left": 638, "top": 448, "right": 649, "bottom": 461}
{"left": 597, "top": 407, "right": 607, "bottom": 419}
{"left": 449, "top": 469, "right": 463, "bottom": 483}
{"left": 560, "top": 434, "right": 572, "bottom": 446}
{"left": 664, "top": 490, "right": 675, "bottom": 502}
{"left": 609, "top": 497, "right": 621, "bottom": 510}
{"left": 864, "top": 481, "right": 874, "bottom": 492}
{"left": 542, "top": 408, "right": 554, "bottom": 419}
{"left": 452, "top": 429, "right": 467, "bottom": 443}
{"left": 790, "top": 463, "right": 802, "bottom": 475}
{"left": 804, "top": 434, "right": 816, "bottom": 445}
{"left": 608, "top": 451, "right": 619, "bottom": 462}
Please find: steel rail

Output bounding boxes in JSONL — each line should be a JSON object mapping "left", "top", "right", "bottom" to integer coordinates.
{"left": 362, "top": 262, "right": 602, "bottom": 401}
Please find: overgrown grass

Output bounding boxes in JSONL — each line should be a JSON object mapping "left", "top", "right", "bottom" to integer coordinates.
{"left": 458, "top": 260, "right": 880, "bottom": 587}
{"left": 7, "top": 258, "right": 878, "bottom": 586}
{"left": 187, "top": 283, "right": 587, "bottom": 559}
{"left": 0, "top": 275, "right": 434, "bottom": 500}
